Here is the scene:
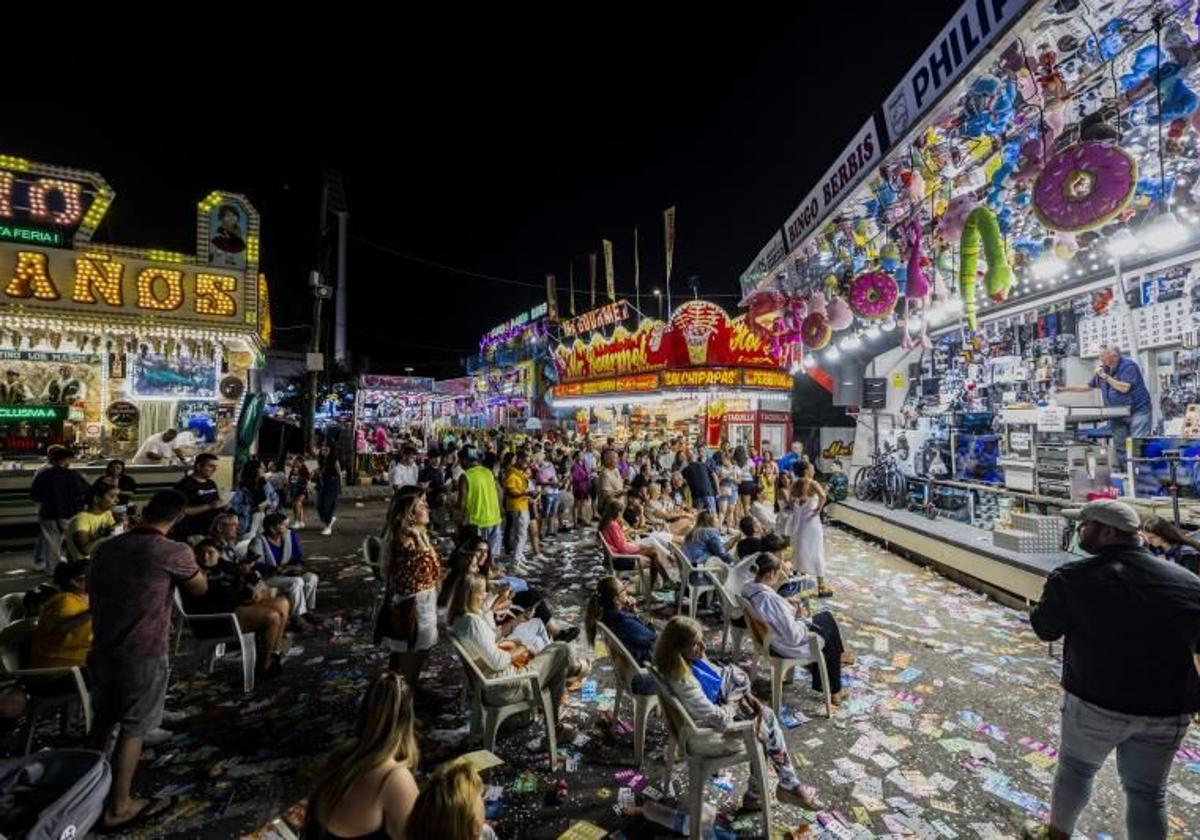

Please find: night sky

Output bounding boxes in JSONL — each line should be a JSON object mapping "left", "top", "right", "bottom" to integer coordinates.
{"left": 8, "top": 6, "right": 960, "bottom": 378}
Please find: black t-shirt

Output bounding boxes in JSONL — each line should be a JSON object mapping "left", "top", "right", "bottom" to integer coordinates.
{"left": 737, "top": 536, "right": 763, "bottom": 559}
{"left": 418, "top": 466, "right": 446, "bottom": 490}
{"left": 174, "top": 474, "right": 221, "bottom": 537}
{"left": 630, "top": 473, "right": 651, "bottom": 492}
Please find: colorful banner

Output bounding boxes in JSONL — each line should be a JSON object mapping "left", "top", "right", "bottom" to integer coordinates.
{"left": 633, "top": 227, "right": 640, "bottom": 303}
{"left": 568, "top": 262, "right": 576, "bottom": 315}
{"left": 602, "top": 239, "right": 615, "bottom": 302}
{"left": 664, "top": 207, "right": 676, "bottom": 283}
{"left": 551, "top": 368, "right": 790, "bottom": 399}
{"left": 553, "top": 299, "right": 785, "bottom": 383}
{"left": 545, "top": 273, "right": 558, "bottom": 321}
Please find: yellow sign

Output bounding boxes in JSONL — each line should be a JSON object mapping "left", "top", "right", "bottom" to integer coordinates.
{"left": 890, "top": 371, "right": 907, "bottom": 390}
{"left": 662, "top": 368, "right": 740, "bottom": 388}
{"left": 742, "top": 368, "right": 793, "bottom": 389}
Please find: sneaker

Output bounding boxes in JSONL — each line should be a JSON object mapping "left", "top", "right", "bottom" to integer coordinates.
{"left": 160, "top": 708, "right": 198, "bottom": 726}
{"left": 533, "top": 554, "right": 548, "bottom": 563}
{"left": 292, "top": 521, "right": 306, "bottom": 530}
{"left": 321, "top": 518, "right": 335, "bottom": 536}
{"left": 1021, "top": 821, "right": 1059, "bottom": 840}
{"left": 142, "top": 727, "right": 176, "bottom": 747}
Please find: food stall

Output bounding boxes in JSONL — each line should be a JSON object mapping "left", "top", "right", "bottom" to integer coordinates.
{"left": 0, "top": 154, "right": 269, "bottom": 542}
{"left": 466, "top": 303, "right": 552, "bottom": 430}
{"left": 548, "top": 299, "right": 793, "bottom": 446}
{"left": 734, "top": 0, "right": 1200, "bottom": 600}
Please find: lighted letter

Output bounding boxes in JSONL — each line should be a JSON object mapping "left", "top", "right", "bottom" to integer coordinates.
{"left": 195, "top": 273, "right": 237, "bottom": 316}
{"left": 0, "top": 172, "right": 12, "bottom": 218}
{"left": 72, "top": 255, "right": 124, "bottom": 305}
{"left": 28, "top": 179, "right": 83, "bottom": 226}
{"left": 136, "top": 268, "right": 183, "bottom": 311}
{"left": 5, "top": 251, "right": 60, "bottom": 300}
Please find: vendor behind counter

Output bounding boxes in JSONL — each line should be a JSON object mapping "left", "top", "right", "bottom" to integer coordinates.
{"left": 1058, "top": 343, "right": 1152, "bottom": 470}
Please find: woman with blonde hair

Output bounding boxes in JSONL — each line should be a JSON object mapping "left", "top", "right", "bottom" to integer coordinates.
{"left": 407, "top": 757, "right": 496, "bottom": 839}
{"left": 786, "top": 464, "right": 831, "bottom": 597}
{"left": 449, "top": 573, "right": 586, "bottom": 735}
{"left": 378, "top": 488, "right": 440, "bottom": 686}
{"left": 306, "top": 671, "right": 420, "bottom": 839}
{"left": 653, "top": 616, "right": 822, "bottom": 812}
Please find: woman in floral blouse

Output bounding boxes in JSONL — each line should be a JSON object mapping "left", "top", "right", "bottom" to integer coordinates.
{"left": 378, "top": 487, "right": 441, "bottom": 687}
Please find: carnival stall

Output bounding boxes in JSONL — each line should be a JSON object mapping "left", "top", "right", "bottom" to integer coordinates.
{"left": 548, "top": 299, "right": 793, "bottom": 449}
{"left": 466, "top": 303, "right": 552, "bottom": 430}
{"left": 735, "top": 0, "right": 1200, "bottom": 600}
{"left": 0, "top": 153, "right": 269, "bottom": 540}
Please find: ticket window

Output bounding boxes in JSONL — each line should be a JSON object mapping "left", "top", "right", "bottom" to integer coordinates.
{"left": 759, "top": 423, "right": 787, "bottom": 458}
{"left": 728, "top": 422, "right": 755, "bottom": 450}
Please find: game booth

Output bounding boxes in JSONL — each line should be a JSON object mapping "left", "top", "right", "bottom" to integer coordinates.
{"left": 547, "top": 299, "right": 793, "bottom": 449}
{"left": 0, "top": 154, "right": 269, "bottom": 542}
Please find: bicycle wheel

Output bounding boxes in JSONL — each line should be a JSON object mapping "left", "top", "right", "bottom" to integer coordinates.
{"left": 853, "top": 467, "right": 875, "bottom": 501}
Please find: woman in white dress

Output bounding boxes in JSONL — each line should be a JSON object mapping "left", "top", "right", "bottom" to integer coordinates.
{"left": 785, "top": 468, "right": 832, "bottom": 597}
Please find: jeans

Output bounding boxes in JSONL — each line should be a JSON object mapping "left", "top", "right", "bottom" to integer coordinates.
{"left": 317, "top": 483, "right": 339, "bottom": 525}
{"left": 478, "top": 524, "right": 503, "bottom": 559}
{"left": 700, "top": 495, "right": 717, "bottom": 514}
{"left": 1050, "top": 692, "right": 1190, "bottom": 838}
{"left": 505, "top": 508, "right": 530, "bottom": 563}
{"left": 541, "top": 490, "right": 562, "bottom": 522}
{"left": 1110, "top": 407, "right": 1153, "bottom": 471}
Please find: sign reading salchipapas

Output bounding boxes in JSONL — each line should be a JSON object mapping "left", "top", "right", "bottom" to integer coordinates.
{"left": 560, "top": 300, "right": 631, "bottom": 338}
{"left": 782, "top": 117, "right": 880, "bottom": 252}
{"left": 882, "top": 0, "right": 1027, "bottom": 144}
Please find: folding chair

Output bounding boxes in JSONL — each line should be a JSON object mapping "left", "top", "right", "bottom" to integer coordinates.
{"left": 597, "top": 531, "right": 651, "bottom": 596}
{"left": 172, "top": 590, "right": 256, "bottom": 694}
{"left": 737, "top": 594, "right": 831, "bottom": 717}
{"left": 0, "top": 619, "right": 92, "bottom": 754}
{"left": 668, "top": 543, "right": 721, "bottom": 618}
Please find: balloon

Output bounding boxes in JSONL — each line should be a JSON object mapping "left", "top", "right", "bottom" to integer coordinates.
{"left": 959, "top": 206, "right": 1013, "bottom": 331}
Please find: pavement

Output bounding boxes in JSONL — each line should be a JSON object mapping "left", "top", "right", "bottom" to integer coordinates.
{"left": 4, "top": 500, "right": 1200, "bottom": 839}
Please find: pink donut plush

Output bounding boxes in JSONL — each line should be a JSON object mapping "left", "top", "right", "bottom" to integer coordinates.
{"left": 801, "top": 312, "right": 832, "bottom": 350}
{"left": 849, "top": 272, "right": 899, "bottom": 320}
{"left": 1033, "top": 141, "right": 1137, "bottom": 232}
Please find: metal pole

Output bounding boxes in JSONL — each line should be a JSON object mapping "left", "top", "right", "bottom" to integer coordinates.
{"left": 333, "top": 210, "right": 350, "bottom": 366}
{"left": 306, "top": 273, "right": 325, "bottom": 454}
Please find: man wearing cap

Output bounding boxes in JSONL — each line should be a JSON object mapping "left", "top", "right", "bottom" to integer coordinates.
{"left": 1026, "top": 500, "right": 1200, "bottom": 840}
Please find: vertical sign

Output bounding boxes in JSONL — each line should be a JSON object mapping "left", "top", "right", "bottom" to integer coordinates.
{"left": 588, "top": 252, "right": 597, "bottom": 307}
{"left": 602, "top": 239, "right": 615, "bottom": 302}
{"left": 664, "top": 206, "right": 676, "bottom": 283}
{"left": 633, "top": 226, "right": 640, "bottom": 314}
{"left": 545, "top": 273, "right": 558, "bottom": 321}
{"left": 568, "top": 262, "right": 576, "bottom": 315}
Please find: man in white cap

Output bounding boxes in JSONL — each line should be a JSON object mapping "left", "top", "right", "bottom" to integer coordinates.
{"left": 1025, "top": 500, "right": 1200, "bottom": 840}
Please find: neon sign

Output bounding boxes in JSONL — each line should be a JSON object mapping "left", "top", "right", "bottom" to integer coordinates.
{"left": 0, "top": 405, "right": 68, "bottom": 420}
{"left": 0, "top": 224, "right": 64, "bottom": 247}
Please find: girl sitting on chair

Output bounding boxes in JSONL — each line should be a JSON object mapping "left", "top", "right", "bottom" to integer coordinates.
{"left": 653, "top": 615, "right": 822, "bottom": 812}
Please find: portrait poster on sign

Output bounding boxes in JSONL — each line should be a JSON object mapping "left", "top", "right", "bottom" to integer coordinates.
{"left": 0, "top": 352, "right": 100, "bottom": 414}
{"left": 131, "top": 354, "right": 219, "bottom": 399}
{"left": 207, "top": 200, "right": 249, "bottom": 269}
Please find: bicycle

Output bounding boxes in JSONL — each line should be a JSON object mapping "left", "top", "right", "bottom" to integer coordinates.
{"left": 852, "top": 445, "right": 907, "bottom": 508}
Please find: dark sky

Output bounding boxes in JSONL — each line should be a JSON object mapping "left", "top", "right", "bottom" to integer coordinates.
{"left": 8, "top": 6, "right": 960, "bottom": 378}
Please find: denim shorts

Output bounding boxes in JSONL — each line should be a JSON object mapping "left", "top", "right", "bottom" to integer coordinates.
{"left": 89, "top": 653, "right": 169, "bottom": 737}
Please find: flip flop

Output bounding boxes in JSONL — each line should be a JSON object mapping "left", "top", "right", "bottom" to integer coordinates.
{"left": 97, "top": 795, "right": 176, "bottom": 834}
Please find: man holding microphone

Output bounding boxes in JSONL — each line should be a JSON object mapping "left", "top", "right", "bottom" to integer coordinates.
{"left": 1059, "top": 344, "right": 1152, "bottom": 470}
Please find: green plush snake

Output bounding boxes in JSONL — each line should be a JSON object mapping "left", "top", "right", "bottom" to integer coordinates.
{"left": 958, "top": 206, "right": 1012, "bottom": 330}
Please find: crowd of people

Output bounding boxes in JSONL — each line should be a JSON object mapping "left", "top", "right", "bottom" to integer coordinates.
{"left": 7, "top": 428, "right": 1200, "bottom": 838}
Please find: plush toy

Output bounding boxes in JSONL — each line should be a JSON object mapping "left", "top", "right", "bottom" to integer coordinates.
{"left": 880, "top": 242, "right": 902, "bottom": 272}
{"left": 1159, "top": 65, "right": 1198, "bottom": 120}
{"left": 826, "top": 295, "right": 854, "bottom": 330}
{"left": 961, "top": 76, "right": 1017, "bottom": 138}
{"left": 848, "top": 271, "right": 900, "bottom": 320}
{"left": 800, "top": 312, "right": 832, "bottom": 350}
{"left": 901, "top": 221, "right": 933, "bottom": 349}
{"left": 807, "top": 290, "right": 827, "bottom": 316}
{"left": 1120, "top": 45, "right": 1161, "bottom": 92}
{"left": 958, "top": 206, "right": 1013, "bottom": 331}
{"left": 1033, "top": 141, "right": 1137, "bottom": 231}
{"left": 937, "top": 195, "right": 977, "bottom": 242}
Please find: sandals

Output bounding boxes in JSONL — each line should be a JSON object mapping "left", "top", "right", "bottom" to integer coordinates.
{"left": 97, "top": 796, "right": 176, "bottom": 833}
{"left": 816, "top": 588, "right": 835, "bottom": 598}
{"left": 567, "top": 657, "right": 592, "bottom": 679}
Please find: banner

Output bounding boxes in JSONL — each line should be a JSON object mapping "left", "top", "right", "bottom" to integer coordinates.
{"left": 633, "top": 227, "right": 640, "bottom": 304}
{"left": 560, "top": 300, "right": 631, "bottom": 338}
{"left": 568, "top": 262, "right": 576, "bottom": 315}
{"left": 545, "top": 273, "right": 558, "bottom": 321}
{"left": 602, "top": 239, "right": 615, "bottom": 302}
{"left": 589, "top": 253, "right": 597, "bottom": 308}
{"left": 664, "top": 207, "right": 676, "bottom": 283}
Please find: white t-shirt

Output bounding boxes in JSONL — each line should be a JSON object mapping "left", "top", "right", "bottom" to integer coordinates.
{"left": 389, "top": 461, "right": 419, "bottom": 489}
{"left": 132, "top": 432, "right": 178, "bottom": 465}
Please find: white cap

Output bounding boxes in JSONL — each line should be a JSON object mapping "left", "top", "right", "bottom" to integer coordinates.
{"left": 1060, "top": 499, "right": 1141, "bottom": 534}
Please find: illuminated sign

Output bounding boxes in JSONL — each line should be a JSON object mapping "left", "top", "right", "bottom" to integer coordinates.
{"left": 0, "top": 158, "right": 113, "bottom": 246}
{"left": 0, "top": 223, "right": 64, "bottom": 247}
{"left": 0, "top": 246, "right": 247, "bottom": 325}
{"left": 662, "top": 368, "right": 741, "bottom": 389}
{"left": 480, "top": 303, "right": 549, "bottom": 351}
{"left": 0, "top": 405, "right": 68, "bottom": 420}
{"left": 554, "top": 373, "right": 660, "bottom": 398}
{"left": 560, "top": 300, "right": 631, "bottom": 338}
{"left": 742, "top": 369, "right": 793, "bottom": 390}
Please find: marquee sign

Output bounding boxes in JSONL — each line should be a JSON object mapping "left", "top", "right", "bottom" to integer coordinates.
{"left": 560, "top": 300, "right": 631, "bottom": 338}
{"left": 553, "top": 300, "right": 785, "bottom": 383}
{"left": 551, "top": 368, "right": 792, "bottom": 400}
{"left": 0, "top": 154, "right": 266, "bottom": 339}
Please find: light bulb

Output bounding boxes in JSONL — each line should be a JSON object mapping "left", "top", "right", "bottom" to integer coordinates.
{"left": 1141, "top": 209, "right": 1188, "bottom": 251}
{"left": 906, "top": 315, "right": 923, "bottom": 332}
{"left": 789, "top": 360, "right": 801, "bottom": 375}
{"left": 1106, "top": 228, "right": 1139, "bottom": 257}
{"left": 865, "top": 325, "right": 881, "bottom": 339}
{"left": 824, "top": 346, "right": 841, "bottom": 362}
{"left": 802, "top": 354, "right": 817, "bottom": 368}
{"left": 844, "top": 333, "right": 862, "bottom": 350}
{"left": 881, "top": 317, "right": 896, "bottom": 332}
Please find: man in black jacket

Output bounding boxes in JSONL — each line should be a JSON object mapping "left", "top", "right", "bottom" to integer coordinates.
{"left": 1028, "top": 500, "right": 1200, "bottom": 839}
{"left": 30, "top": 445, "right": 89, "bottom": 571}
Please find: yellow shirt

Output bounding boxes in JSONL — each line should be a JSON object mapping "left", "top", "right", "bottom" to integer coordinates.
{"left": 760, "top": 473, "right": 776, "bottom": 505}
{"left": 503, "top": 468, "right": 530, "bottom": 513}
{"left": 70, "top": 509, "right": 115, "bottom": 558}
{"left": 30, "top": 591, "right": 92, "bottom": 669}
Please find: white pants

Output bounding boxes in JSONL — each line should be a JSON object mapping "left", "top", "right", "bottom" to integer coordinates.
{"left": 507, "top": 617, "right": 552, "bottom": 655}
{"left": 35, "top": 518, "right": 70, "bottom": 569}
{"left": 265, "top": 572, "right": 319, "bottom": 616}
{"left": 637, "top": 531, "right": 674, "bottom": 571}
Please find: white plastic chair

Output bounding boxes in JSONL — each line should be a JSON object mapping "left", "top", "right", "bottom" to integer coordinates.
{"left": 709, "top": 572, "right": 747, "bottom": 657}
{"left": 668, "top": 543, "right": 720, "bottom": 618}
{"left": 447, "top": 629, "right": 559, "bottom": 770}
{"left": 0, "top": 618, "right": 92, "bottom": 754}
{"left": 172, "top": 589, "right": 256, "bottom": 694}
{"left": 738, "top": 595, "right": 831, "bottom": 718}
{"left": 0, "top": 592, "right": 25, "bottom": 631}
{"left": 649, "top": 665, "right": 773, "bottom": 840}
{"left": 595, "top": 621, "right": 659, "bottom": 766}
{"left": 597, "top": 531, "right": 651, "bottom": 596}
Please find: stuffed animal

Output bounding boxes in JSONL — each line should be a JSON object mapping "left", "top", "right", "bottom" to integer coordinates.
{"left": 902, "top": 221, "right": 933, "bottom": 349}
{"left": 959, "top": 206, "right": 1013, "bottom": 330}
{"left": 826, "top": 295, "right": 854, "bottom": 330}
{"left": 937, "top": 195, "right": 977, "bottom": 243}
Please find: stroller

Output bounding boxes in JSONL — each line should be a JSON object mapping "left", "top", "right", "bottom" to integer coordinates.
{"left": 0, "top": 749, "right": 110, "bottom": 840}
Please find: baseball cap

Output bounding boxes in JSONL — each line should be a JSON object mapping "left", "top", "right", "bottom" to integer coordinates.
{"left": 1060, "top": 499, "right": 1140, "bottom": 534}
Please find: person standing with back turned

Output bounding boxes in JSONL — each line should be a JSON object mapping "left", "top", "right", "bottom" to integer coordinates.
{"left": 459, "top": 447, "right": 503, "bottom": 560}
{"left": 1025, "top": 500, "right": 1200, "bottom": 840}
